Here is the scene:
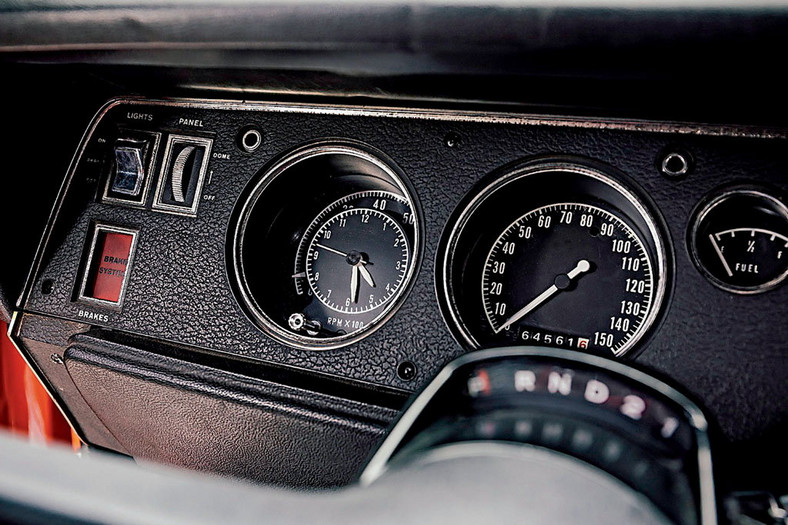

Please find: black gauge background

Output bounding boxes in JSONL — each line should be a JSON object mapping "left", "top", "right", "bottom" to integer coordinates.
{"left": 688, "top": 185, "right": 788, "bottom": 294}
{"left": 303, "top": 204, "right": 410, "bottom": 321}
{"left": 230, "top": 141, "right": 422, "bottom": 350}
{"left": 481, "top": 203, "right": 654, "bottom": 356}
{"left": 437, "top": 157, "right": 672, "bottom": 359}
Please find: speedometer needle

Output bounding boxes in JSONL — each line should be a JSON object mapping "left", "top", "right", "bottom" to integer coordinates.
{"left": 494, "top": 259, "right": 591, "bottom": 334}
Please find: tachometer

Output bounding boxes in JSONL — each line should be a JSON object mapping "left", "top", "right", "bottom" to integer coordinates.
{"left": 438, "top": 160, "right": 669, "bottom": 358}
{"left": 230, "top": 143, "right": 421, "bottom": 350}
{"left": 290, "top": 191, "right": 413, "bottom": 334}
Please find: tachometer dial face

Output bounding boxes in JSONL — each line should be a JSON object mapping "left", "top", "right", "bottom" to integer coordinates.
{"left": 481, "top": 203, "right": 655, "bottom": 356}
{"left": 300, "top": 204, "right": 409, "bottom": 320}
{"left": 438, "top": 161, "right": 668, "bottom": 358}
{"left": 292, "top": 192, "right": 415, "bottom": 339}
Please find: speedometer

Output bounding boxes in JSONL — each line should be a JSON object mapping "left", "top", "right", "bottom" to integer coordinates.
{"left": 438, "top": 159, "right": 669, "bottom": 358}
{"left": 482, "top": 203, "right": 655, "bottom": 356}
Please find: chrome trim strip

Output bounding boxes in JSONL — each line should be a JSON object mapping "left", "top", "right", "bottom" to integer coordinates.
{"left": 108, "top": 97, "right": 787, "bottom": 139}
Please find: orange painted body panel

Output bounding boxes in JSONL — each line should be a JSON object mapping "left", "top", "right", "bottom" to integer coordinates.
{"left": 0, "top": 320, "right": 78, "bottom": 448}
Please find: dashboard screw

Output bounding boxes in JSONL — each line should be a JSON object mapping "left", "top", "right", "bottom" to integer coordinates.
{"left": 50, "top": 353, "right": 63, "bottom": 365}
{"left": 397, "top": 361, "right": 417, "bottom": 381}
{"left": 659, "top": 149, "right": 693, "bottom": 179}
{"left": 41, "top": 279, "right": 54, "bottom": 295}
{"left": 237, "top": 126, "right": 263, "bottom": 153}
{"left": 444, "top": 132, "right": 461, "bottom": 148}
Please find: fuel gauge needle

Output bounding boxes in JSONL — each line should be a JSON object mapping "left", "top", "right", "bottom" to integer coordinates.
{"left": 709, "top": 234, "right": 734, "bottom": 277}
{"left": 494, "top": 259, "right": 591, "bottom": 334}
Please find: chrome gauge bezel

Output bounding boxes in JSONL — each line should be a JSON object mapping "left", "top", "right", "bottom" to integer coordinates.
{"left": 231, "top": 143, "right": 422, "bottom": 351}
{"left": 438, "top": 160, "right": 669, "bottom": 357}
{"left": 688, "top": 187, "right": 788, "bottom": 295}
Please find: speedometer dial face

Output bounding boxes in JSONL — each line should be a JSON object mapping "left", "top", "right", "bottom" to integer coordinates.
{"left": 481, "top": 203, "right": 655, "bottom": 356}
{"left": 437, "top": 160, "right": 668, "bottom": 358}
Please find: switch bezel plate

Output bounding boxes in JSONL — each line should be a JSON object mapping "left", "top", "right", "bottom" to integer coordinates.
{"left": 152, "top": 134, "right": 213, "bottom": 216}
{"left": 76, "top": 222, "right": 139, "bottom": 310}
{"left": 101, "top": 130, "right": 162, "bottom": 207}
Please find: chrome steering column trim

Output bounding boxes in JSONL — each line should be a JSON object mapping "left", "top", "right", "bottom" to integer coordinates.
{"left": 360, "top": 346, "right": 716, "bottom": 525}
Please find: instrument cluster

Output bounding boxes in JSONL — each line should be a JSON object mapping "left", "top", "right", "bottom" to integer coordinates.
{"left": 227, "top": 143, "right": 788, "bottom": 359}
{"left": 18, "top": 98, "right": 787, "bottom": 393}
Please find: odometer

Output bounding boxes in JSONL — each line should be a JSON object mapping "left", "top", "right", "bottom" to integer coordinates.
{"left": 482, "top": 203, "right": 655, "bottom": 356}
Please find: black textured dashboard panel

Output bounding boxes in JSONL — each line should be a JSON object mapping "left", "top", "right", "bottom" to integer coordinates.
{"left": 0, "top": 283, "right": 11, "bottom": 322}
{"left": 13, "top": 98, "right": 788, "bottom": 485}
{"left": 64, "top": 333, "right": 396, "bottom": 487}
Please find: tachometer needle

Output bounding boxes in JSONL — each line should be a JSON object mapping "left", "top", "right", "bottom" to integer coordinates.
{"left": 350, "top": 265, "right": 360, "bottom": 303}
{"left": 358, "top": 263, "right": 376, "bottom": 288}
{"left": 494, "top": 259, "right": 591, "bottom": 334}
{"left": 316, "top": 243, "right": 348, "bottom": 257}
{"left": 708, "top": 234, "right": 733, "bottom": 277}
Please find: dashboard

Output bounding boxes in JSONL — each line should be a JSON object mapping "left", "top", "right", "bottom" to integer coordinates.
{"left": 0, "top": 2, "right": 787, "bottom": 523}
{"left": 9, "top": 95, "right": 788, "bottom": 484}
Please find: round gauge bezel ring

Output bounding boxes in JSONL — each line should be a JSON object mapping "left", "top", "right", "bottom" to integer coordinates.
{"left": 437, "top": 160, "right": 670, "bottom": 357}
{"left": 688, "top": 188, "right": 788, "bottom": 295}
{"left": 230, "top": 142, "right": 422, "bottom": 351}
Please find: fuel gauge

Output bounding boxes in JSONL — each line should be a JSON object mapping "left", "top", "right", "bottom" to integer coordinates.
{"left": 690, "top": 188, "right": 788, "bottom": 294}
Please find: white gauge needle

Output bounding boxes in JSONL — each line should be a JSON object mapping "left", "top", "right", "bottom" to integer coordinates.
{"left": 358, "top": 263, "right": 376, "bottom": 288}
{"left": 316, "top": 243, "right": 348, "bottom": 258}
{"left": 351, "top": 265, "right": 360, "bottom": 303}
{"left": 708, "top": 234, "right": 734, "bottom": 277}
{"left": 494, "top": 259, "right": 592, "bottom": 334}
